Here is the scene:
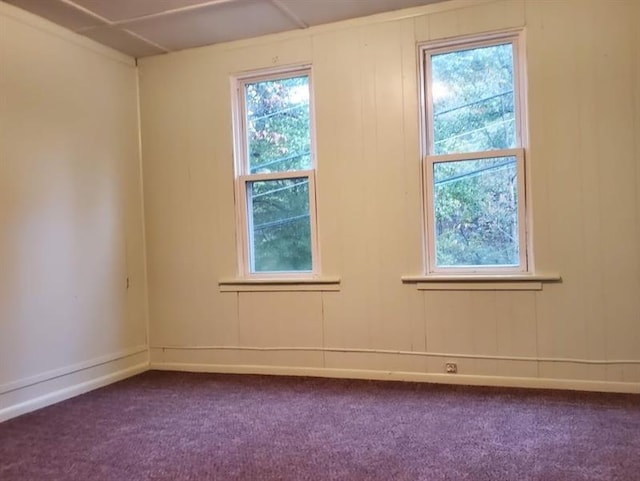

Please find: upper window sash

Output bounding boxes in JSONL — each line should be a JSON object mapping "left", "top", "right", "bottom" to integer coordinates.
{"left": 235, "top": 67, "right": 316, "bottom": 177}
{"left": 421, "top": 32, "right": 526, "bottom": 158}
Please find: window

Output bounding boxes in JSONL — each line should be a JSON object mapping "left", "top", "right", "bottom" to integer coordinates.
{"left": 420, "top": 31, "right": 529, "bottom": 274}
{"left": 232, "top": 67, "right": 319, "bottom": 276}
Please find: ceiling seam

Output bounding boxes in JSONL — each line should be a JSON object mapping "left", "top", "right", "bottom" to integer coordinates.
{"left": 269, "top": 0, "right": 308, "bottom": 29}
{"left": 106, "top": 0, "right": 242, "bottom": 28}
{"left": 58, "top": 0, "right": 171, "bottom": 56}
{"left": 58, "top": 0, "right": 113, "bottom": 28}
{"left": 121, "top": 28, "right": 171, "bottom": 54}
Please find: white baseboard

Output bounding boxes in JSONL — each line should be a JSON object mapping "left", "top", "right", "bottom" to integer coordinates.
{"left": 149, "top": 362, "right": 640, "bottom": 394}
{"left": 2, "top": 355, "right": 636, "bottom": 424}
{"left": 0, "top": 345, "right": 149, "bottom": 395}
{"left": 0, "top": 357, "right": 149, "bottom": 422}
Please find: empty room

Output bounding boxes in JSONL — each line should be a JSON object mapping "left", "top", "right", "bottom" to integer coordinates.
{"left": 1, "top": 0, "right": 639, "bottom": 479}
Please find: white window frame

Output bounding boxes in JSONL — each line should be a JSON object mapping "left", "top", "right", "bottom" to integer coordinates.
{"left": 419, "top": 30, "right": 530, "bottom": 275}
{"left": 231, "top": 65, "right": 320, "bottom": 278}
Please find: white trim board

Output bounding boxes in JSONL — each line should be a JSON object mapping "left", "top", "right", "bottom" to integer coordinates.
{"left": 150, "top": 362, "right": 640, "bottom": 394}
{"left": 150, "top": 344, "right": 640, "bottom": 366}
{"left": 0, "top": 361, "right": 148, "bottom": 422}
{"left": 0, "top": 345, "right": 148, "bottom": 395}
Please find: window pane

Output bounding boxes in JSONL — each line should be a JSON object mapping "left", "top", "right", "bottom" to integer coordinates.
{"left": 433, "top": 156, "right": 519, "bottom": 267}
{"left": 248, "top": 177, "right": 311, "bottom": 272}
{"left": 431, "top": 43, "right": 516, "bottom": 155}
{"left": 245, "top": 75, "right": 311, "bottom": 174}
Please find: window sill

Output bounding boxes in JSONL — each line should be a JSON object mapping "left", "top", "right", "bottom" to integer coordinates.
{"left": 401, "top": 273, "right": 561, "bottom": 291}
{"left": 219, "top": 276, "right": 341, "bottom": 292}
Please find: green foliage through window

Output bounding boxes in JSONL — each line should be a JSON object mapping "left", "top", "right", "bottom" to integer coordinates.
{"left": 431, "top": 43, "right": 516, "bottom": 155}
{"left": 433, "top": 157, "right": 519, "bottom": 267}
{"left": 245, "top": 76, "right": 311, "bottom": 174}
{"left": 248, "top": 178, "right": 312, "bottom": 272}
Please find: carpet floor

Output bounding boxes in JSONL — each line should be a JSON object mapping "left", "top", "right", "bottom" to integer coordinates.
{"left": 1, "top": 370, "right": 639, "bottom": 480}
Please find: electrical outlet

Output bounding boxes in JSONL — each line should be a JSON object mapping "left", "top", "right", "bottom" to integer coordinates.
{"left": 445, "top": 362, "right": 458, "bottom": 374}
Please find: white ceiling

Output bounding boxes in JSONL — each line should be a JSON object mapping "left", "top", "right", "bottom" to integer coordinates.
{"left": 4, "top": 0, "right": 447, "bottom": 58}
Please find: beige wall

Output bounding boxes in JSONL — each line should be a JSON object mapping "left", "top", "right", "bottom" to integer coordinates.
{"left": 0, "top": 4, "right": 148, "bottom": 419}
{"left": 142, "top": 0, "right": 636, "bottom": 393}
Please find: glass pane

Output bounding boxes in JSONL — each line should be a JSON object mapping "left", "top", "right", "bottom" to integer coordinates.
{"left": 248, "top": 177, "right": 312, "bottom": 272}
{"left": 245, "top": 75, "right": 311, "bottom": 174}
{"left": 431, "top": 43, "right": 516, "bottom": 155}
{"left": 433, "top": 156, "right": 519, "bottom": 268}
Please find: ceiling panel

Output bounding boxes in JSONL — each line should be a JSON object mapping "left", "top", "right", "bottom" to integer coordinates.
{"left": 2, "top": 0, "right": 449, "bottom": 58}
{"left": 278, "top": 0, "right": 441, "bottom": 27}
{"left": 126, "top": 0, "right": 297, "bottom": 51}
{"left": 82, "top": 27, "right": 167, "bottom": 58}
{"left": 72, "top": 0, "right": 209, "bottom": 22}
{"left": 4, "top": 0, "right": 106, "bottom": 30}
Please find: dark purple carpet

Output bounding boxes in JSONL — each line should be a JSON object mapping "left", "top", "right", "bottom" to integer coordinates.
{"left": 1, "top": 371, "right": 639, "bottom": 481}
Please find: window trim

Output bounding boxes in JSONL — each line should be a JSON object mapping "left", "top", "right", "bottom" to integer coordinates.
{"left": 419, "top": 29, "right": 531, "bottom": 275}
{"left": 231, "top": 65, "right": 321, "bottom": 279}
